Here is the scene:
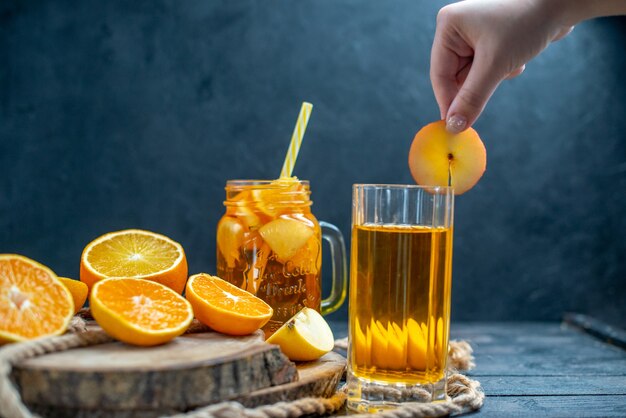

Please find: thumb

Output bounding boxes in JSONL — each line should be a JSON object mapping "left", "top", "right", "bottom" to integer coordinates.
{"left": 445, "top": 53, "right": 503, "bottom": 133}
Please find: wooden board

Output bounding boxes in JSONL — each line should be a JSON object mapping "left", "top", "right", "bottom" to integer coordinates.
{"left": 13, "top": 330, "right": 292, "bottom": 415}
{"left": 238, "top": 351, "right": 345, "bottom": 408}
{"left": 11, "top": 330, "right": 346, "bottom": 418}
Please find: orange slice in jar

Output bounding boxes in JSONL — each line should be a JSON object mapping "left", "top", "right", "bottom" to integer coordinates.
{"left": 238, "top": 207, "right": 262, "bottom": 229}
{"left": 230, "top": 190, "right": 263, "bottom": 229}
{"left": 258, "top": 217, "right": 314, "bottom": 262}
{"left": 251, "top": 177, "right": 306, "bottom": 218}
{"left": 243, "top": 243, "right": 270, "bottom": 295}
{"left": 216, "top": 217, "right": 245, "bottom": 269}
{"left": 287, "top": 235, "right": 321, "bottom": 275}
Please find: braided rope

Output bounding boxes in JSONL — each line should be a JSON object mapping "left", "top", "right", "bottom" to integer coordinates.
{"left": 171, "top": 372, "right": 484, "bottom": 418}
{"left": 0, "top": 317, "right": 113, "bottom": 418}
{"left": 0, "top": 317, "right": 483, "bottom": 418}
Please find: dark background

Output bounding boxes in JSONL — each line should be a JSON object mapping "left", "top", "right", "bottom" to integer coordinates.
{"left": 1, "top": 1, "right": 625, "bottom": 327}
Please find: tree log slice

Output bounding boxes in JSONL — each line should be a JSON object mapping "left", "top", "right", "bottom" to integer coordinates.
{"left": 236, "top": 351, "right": 346, "bottom": 408}
{"left": 12, "top": 330, "right": 297, "bottom": 416}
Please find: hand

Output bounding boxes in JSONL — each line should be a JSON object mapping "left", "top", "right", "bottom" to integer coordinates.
{"left": 430, "top": 0, "right": 575, "bottom": 133}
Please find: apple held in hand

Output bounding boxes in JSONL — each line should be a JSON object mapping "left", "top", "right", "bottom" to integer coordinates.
{"left": 408, "top": 120, "right": 487, "bottom": 195}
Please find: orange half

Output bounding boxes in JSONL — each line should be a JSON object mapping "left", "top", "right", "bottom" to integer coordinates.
{"left": 0, "top": 254, "right": 74, "bottom": 343}
{"left": 185, "top": 273, "right": 273, "bottom": 336}
{"left": 90, "top": 277, "right": 193, "bottom": 346}
{"left": 80, "top": 229, "right": 188, "bottom": 294}
{"left": 58, "top": 277, "right": 88, "bottom": 314}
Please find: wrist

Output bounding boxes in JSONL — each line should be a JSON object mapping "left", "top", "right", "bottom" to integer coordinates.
{"left": 536, "top": 0, "right": 589, "bottom": 26}
{"left": 543, "top": 0, "right": 626, "bottom": 25}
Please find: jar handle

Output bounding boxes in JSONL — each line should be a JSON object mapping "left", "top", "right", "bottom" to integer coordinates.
{"left": 319, "top": 221, "right": 347, "bottom": 315}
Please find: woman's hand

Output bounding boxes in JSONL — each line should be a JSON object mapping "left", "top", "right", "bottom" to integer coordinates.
{"left": 430, "top": 0, "right": 577, "bottom": 133}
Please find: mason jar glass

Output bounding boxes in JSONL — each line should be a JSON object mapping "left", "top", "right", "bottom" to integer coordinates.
{"left": 217, "top": 178, "right": 347, "bottom": 337}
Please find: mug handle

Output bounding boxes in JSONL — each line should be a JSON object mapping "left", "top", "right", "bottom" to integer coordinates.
{"left": 319, "top": 221, "right": 347, "bottom": 315}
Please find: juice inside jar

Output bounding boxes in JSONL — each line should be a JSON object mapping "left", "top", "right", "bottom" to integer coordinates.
{"left": 217, "top": 179, "right": 322, "bottom": 337}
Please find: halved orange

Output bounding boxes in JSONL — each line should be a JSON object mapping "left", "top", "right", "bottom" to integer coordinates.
{"left": 185, "top": 273, "right": 273, "bottom": 336}
{"left": 0, "top": 254, "right": 74, "bottom": 343}
{"left": 90, "top": 277, "right": 193, "bottom": 346}
{"left": 58, "top": 277, "right": 89, "bottom": 314}
{"left": 80, "top": 229, "right": 188, "bottom": 294}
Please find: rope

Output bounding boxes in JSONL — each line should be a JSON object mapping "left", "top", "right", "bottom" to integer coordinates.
{"left": 0, "top": 317, "right": 113, "bottom": 418}
{"left": 167, "top": 392, "right": 348, "bottom": 418}
{"left": 0, "top": 317, "right": 484, "bottom": 418}
{"left": 168, "top": 372, "right": 484, "bottom": 418}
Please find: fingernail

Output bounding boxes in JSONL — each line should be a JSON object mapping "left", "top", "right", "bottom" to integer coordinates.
{"left": 446, "top": 115, "right": 467, "bottom": 134}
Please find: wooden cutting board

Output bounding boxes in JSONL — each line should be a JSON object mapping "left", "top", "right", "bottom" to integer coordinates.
{"left": 11, "top": 328, "right": 345, "bottom": 418}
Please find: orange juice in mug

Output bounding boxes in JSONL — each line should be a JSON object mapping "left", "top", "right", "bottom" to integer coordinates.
{"left": 347, "top": 184, "right": 454, "bottom": 412}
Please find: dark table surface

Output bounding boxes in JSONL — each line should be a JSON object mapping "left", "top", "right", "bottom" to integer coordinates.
{"left": 328, "top": 319, "right": 626, "bottom": 417}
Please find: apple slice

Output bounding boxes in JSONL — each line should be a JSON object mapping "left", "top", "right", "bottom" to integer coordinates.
{"left": 259, "top": 217, "right": 314, "bottom": 262}
{"left": 407, "top": 318, "right": 427, "bottom": 370}
{"left": 266, "top": 307, "right": 334, "bottom": 361}
{"left": 408, "top": 120, "right": 486, "bottom": 195}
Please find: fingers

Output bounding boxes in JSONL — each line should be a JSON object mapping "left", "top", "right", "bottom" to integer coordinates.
{"left": 456, "top": 57, "right": 473, "bottom": 85}
{"left": 505, "top": 64, "right": 525, "bottom": 80}
{"left": 553, "top": 25, "right": 574, "bottom": 41}
{"left": 445, "top": 51, "right": 504, "bottom": 133}
{"left": 430, "top": 41, "right": 462, "bottom": 119}
{"left": 430, "top": 9, "right": 473, "bottom": 120}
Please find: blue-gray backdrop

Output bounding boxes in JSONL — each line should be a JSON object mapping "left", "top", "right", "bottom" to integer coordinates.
{"left": 1, "top": 1, "right": 625, "bottom": 326}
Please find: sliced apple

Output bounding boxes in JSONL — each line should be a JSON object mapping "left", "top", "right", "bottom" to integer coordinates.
{"left": 258, "top": 217, "right": 314, "bottom": 262}
{"left": 388, "top": 322, "right": 407, "bottom": 370}
{"left": 408, "top": 120, "right": 486, "bottom": 195}
{"left": 370, "top": 319, "right": 388, "bottom": 369}
{"left": 407, "top": 318, "right": 427, "bottom": 370}
{"left": 266, "top": 307, "right": 334, "bottom": 361}
{"left": 353, "top": 316, "right": 368, "bottom": 366}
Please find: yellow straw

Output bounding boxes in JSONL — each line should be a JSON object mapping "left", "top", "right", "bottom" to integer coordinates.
{"left": 280, "top": 102, "right": 313, "bottom": 178}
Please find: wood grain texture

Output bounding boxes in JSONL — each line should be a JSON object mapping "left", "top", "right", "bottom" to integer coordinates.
{"left": 478, "top": 376, "right": 626, "bottom": 396}
{"left": 330, "top": 320, "right": 626, "bottom": 417}
{"left": 13, "top": 331, "right": 297, "bottom": 413}
{"left": 476, "top": 396, "right": 626, "bottom": 417}
{"left": 237, "top": 351, "right": 345, "bottom": 408}
{"left": 453, "top": 322, "right": 626, "bottom": 417}
{"left": 11, "top": 329, "right": 346, "bottom": 418}
{"left": 563, "top": 313, "right": 626, "bottom": 350}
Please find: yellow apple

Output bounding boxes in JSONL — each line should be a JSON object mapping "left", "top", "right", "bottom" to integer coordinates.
{"left": 409, "top": 120, "right": 487, "bottom": 195}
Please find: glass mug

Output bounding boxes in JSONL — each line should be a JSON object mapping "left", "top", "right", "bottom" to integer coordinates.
{"left": 216, "top": 179, "right": 347, "bottom": 337}
{"left": 347, "top": 184, "right": 454, "bottom": 412}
